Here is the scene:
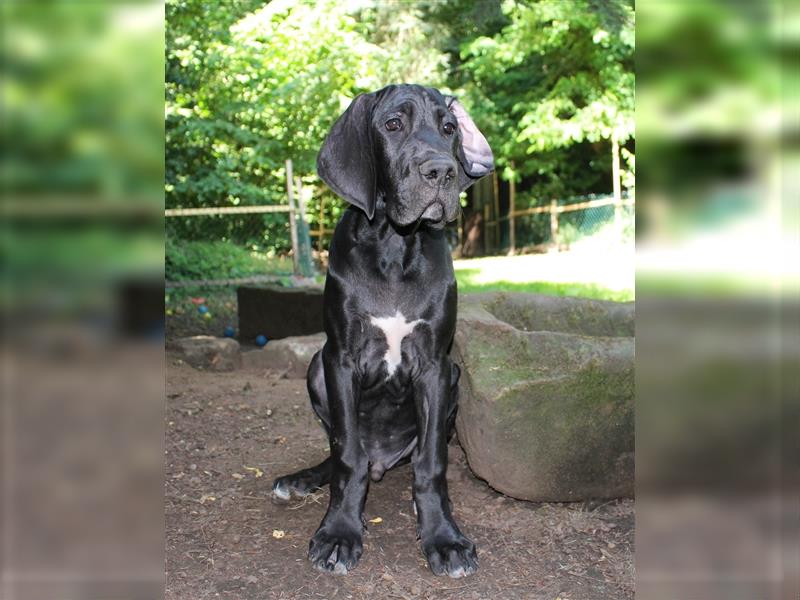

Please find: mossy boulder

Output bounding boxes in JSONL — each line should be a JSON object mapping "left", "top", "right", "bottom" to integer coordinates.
{"left": 452, "top": 293, "right": 634, "bottom": 502}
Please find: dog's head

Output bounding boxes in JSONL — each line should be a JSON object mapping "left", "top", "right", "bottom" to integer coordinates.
{"left": 317, "top": 84, "right": 494, "bottom": 230}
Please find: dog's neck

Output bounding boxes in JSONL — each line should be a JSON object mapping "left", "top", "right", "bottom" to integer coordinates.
{"left": 342, "top": 201, "right": 448, "bottom": 275}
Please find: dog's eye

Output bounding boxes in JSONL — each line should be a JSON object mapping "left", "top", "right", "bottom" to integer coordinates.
{"left": 385, "top": 118, "right": 403, "bottom": 132}
{"left": 442, "top": 122, "right": 456, "bottom": 135}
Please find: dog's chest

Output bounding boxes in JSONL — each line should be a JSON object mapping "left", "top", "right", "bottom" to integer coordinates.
{"left": 367, "top": 310, "right": 426, "bottom": 378}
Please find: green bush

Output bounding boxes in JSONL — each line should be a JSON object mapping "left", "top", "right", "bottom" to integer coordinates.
{"left": 165, "top": 240, "right": 291, "bottom": 282}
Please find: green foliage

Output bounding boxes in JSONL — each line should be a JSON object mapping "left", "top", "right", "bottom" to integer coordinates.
{"left": 3, "top": 2, "right": 163, "bottom": 199}
{"left": 1, "top": 3, "right": 164, "bottom": 300}
{"left": 447, "top": 0, "right": 634, "bottom": 199}
{"left": 165, "top": 239, "right": 292, "bottom": 282}
{"left": 165, "top": 0, "right": 635, "bottom": 254}
{"left": 166, "top": 0, "right": 452, "bottom": 253}
{"left": 556, "top": 222, "right": 583, "bottom": 248}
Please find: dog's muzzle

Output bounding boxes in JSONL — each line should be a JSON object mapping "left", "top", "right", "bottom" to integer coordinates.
{"left": 420, "top": 201, "right": 444, "bottom": 222}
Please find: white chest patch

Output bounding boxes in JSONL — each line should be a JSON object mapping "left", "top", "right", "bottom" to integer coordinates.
{"left": 369, "top": 310, "right": 424, "bottom": 376}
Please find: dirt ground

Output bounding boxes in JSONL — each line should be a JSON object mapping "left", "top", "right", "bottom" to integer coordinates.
{"left": 165, "top": 354, "right": 634, "bottom": 600}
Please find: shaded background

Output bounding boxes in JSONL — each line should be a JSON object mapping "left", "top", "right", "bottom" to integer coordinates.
{"left": 635, "top": 1, "right": 798, "bottom": 599}
{"left": 2, "top": 2, "right": 164, "bottom": 599}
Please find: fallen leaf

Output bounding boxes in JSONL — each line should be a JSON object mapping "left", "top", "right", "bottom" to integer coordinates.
{"left": 368, "top": 517, "right": 383, "bottom": 524}
{"left": 243, "top": 466, "right": 263, "bottom": 478}
{"left": 272, "top": 529, "right": 285, "bottom": 539}
{"left": 199, "top": 494, "right": 216, "bottom": 504}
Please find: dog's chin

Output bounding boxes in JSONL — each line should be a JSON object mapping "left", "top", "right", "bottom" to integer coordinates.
{"left": 388, "top": 195, "right": 458, "bottom": 231}
{"left": 419, "top": 201, "right": 445, "bottom": 228}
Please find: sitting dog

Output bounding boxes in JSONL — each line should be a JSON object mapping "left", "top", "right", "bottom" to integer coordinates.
{"left": 272, "top": 84, "right": 493, "bottom": 578}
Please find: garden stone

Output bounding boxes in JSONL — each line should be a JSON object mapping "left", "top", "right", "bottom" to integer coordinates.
{"left": 452, "top": 293, "right": 634, "bottom": 502}
{"left": 242, "top": 333, "right": 326, "bottom": 378}
{"left": 172, "top": 335, "right": 242, "bottom": 372}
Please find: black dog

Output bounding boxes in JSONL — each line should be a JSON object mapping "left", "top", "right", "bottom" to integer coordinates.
{"left": 272, "top": 84, "right": 493, "bottom": 578}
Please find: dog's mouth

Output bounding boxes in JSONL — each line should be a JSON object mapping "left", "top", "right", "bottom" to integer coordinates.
{"left": 403, "top": 200, "right": 448, "bottom": 232}
{"left": 420, "top": 201, "right": 444, "bottom": 223}
{"left": 387, "top": 189, "right": 459, "bottom": 232}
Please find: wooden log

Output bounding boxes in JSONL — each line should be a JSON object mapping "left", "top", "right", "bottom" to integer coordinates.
{"left": 317, "top": 195, "right": 326, "bottom": 252}
{"left": 612, "top": 134, "right": 623, "bottom": 235}
{"left": 508, "top": 165, "right": 516, "bottom": 255}
{"left": 286, "top": 159, "right": 300, "bottom": 275}
{"left": 483, "top": 204, "right": 491, "bottom": 254}
{"left": 492, "top": 171, "right": 501, "bottom": 250}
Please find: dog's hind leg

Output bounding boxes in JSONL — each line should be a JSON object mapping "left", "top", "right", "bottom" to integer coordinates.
{"left": 271, "top": 457, "right": 333, "bottom": 503}
{"left": 446, "top": 362, "right": 460, "bottom": 441}
{"left": 271, "top": 351, "right": 333, "bottom": 503}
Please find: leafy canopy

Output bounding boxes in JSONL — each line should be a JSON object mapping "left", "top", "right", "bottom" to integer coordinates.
{"left": 165, "top": 0, "right": 635, "bottom": 251}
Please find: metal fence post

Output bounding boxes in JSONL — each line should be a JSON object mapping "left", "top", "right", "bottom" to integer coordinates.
{"left": 292, "top": 169, "right": 315, "bottom": 278}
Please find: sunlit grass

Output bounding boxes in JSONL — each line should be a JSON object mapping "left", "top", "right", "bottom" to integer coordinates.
{"left": 455, "top": 271, "right": 634, "bottom": 302}
{"left": 454, "top": 252, "right": 634, "bottom": 302}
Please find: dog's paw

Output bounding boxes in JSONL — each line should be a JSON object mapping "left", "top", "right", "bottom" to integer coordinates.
{"left": 422, "top": 535, "right": 478, "bottom": 578}
{"left": 308, "top": 527, "right": 363, "bottom": 575}
{"left": 270, "top": 473, "right": 318, "bottom": 504}
{"left": 270, "top": 478, "right": 292, "bottom": 504}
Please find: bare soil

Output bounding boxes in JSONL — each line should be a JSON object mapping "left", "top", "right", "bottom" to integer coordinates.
{"left": 165, "top": 354, "right": 634, "bottom": 600}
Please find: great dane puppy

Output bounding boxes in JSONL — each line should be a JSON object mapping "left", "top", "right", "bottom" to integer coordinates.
{"left": 272, "top": 84, "right": 493, "bottom": 577}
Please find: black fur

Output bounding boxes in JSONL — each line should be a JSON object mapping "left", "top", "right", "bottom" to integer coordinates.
{"left": 272, "top": 84, "right": 493, "bottom": 578}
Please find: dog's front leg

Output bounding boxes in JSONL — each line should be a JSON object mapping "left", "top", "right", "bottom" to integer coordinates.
{"left": 412, "top": 358, "right": 478, "bottom": 578}
{"left": 307, "top": 348, "right": 367, "bottom": 575}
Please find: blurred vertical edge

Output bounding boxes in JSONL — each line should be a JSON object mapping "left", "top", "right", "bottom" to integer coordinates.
{"left": 1, "top": 2, "right": 165, "bottom": 599}
{"left": 636, "top": 0, "right": 798, "bottom": 599}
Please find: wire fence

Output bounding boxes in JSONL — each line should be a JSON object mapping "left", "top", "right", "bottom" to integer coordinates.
{"left": 463, "top": 193, "right": 634, "bottom": 257}
{"left": 516, "top": 198, "right": 634, "bottom": 249}
{"left": 165, "top": 187, "right": 634, "bottom": 287}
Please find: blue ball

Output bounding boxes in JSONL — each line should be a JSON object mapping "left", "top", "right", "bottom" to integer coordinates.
{"left": 223, "top": 325, "right": 235, "bottom": 338}
{"left": 255, "top": 334, "right": 268, "bottom": 347}
{"left": 198, "top": 304, "right": 209, "bottom": 314}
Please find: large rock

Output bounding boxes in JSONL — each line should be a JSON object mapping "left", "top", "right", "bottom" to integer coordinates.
{"left": 171, "top": 335, "right": 241, "bottom": 371}
{"left": 452, "top": 293, "right": 634, "bottom": 502}
{"left": 237, "top": 285, "right": 323, "bottom": 341}
{"left": 242, "top": 333, "right": 326, "bottom": 378}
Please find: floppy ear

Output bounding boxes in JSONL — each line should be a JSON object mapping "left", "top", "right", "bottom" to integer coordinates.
{"left": 316, "top": 93, "right": 378, "bottom": 220}
{"left": 446, "top": 97, "right": 495, "bottom": 191}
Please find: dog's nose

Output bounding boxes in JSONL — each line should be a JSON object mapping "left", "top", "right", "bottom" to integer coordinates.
{"left": 419, "top": 158, "right": 456, "bottom": 187}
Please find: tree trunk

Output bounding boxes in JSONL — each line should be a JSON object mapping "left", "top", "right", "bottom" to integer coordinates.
{"left": 612, "top": 135, "right": 622, "bottom": 236}
{"left": 508, "top": 163, "right": 516, "bottom": 255}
